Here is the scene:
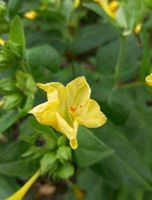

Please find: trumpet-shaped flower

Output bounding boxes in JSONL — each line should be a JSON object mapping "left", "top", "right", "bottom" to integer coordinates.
{"left": 94, "top": 0, "right": 119, "bottom": 19}
{"left": 24, "top": 10, "right": 38, "bottom": 20}
{"left": 29, "top": 77, "right": 107, "bottom": 149}
{"left": 145, "top": 73, "right": 152, "bottom": 87}
{"left": 6, "top": 170, "right": 40, "bottom": 200}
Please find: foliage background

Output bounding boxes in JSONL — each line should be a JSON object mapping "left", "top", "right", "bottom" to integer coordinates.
{"left": 1, "top": 0, "right": 152, "bottom": 199}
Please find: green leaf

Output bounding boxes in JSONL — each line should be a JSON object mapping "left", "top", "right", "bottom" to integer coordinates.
{"left": 40, "top": 152, "right": 56, "bottom": 174}
{"left": 0, "top": 110, "right": 19, "bottom": 135}
{"left": 0, "top": 139, "right": 38, "bottom": 178}
{"left": 74, "top": 127, "right": 114, "bottom": 168}
{"left": 28, "top": 45, "right": 60, "bottom": 73}
{"left": 0, "top": 141, "right": 29, "bottom": 163}
{"left": 92, "top": 121, "right": 152, "bottom": 190}
{"left": 8, "top": 0, "right": 21, "bottom": 18}
{"left": 57, "top": 163, "right": 74, "bottom": 179}
{"left": 0, "top": 175, "right": 19, "bottom": 199}
{"left": 70, "top": 23, "right": 118, "bottom": 55}
{"left": 96, "top": 36, "right": 141, "bottom": 80}
{"left": 0, "top": 158, "right": 40, "bottom": 178}
{"left": 77, "top": 168, "right": 104, "bottom": 200}
{"left": 9, "top": 16, "right": 25, "bottom": 54}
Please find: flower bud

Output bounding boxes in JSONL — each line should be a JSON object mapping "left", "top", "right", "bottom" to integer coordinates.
{"left": 57, "top": 146, "right": 72, "bottom": 163}
{"left": 2, "top": 93, "right": 23, "bottom": 110}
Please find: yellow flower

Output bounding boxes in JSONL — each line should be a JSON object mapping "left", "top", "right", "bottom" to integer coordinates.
{"left": 74, "top": 0, "right": 80, "bottom": 8}
{"left": 24, "top": 10, "right": 38, "bottom": 20}
{"left": 94, "top": 0, "right": 119, "bottom": 19}
{"left": 0, "top": 38, "right": 5, "bottom": 46}
{"left": 29, "top": 77, "right": 107, "bottom": 149}
{"left": 145, "top": 73, "right": 152, "bottom": 87}
{"left": 6, "top": 170, "right": 40, "bottom": 200}
{"left": 134, "top": 23, "right": 142, "bottom": 34}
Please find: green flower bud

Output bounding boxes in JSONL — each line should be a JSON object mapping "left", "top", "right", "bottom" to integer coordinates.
{"left": 2, "top": 93, "right": 23, "bottom": 110}
{"left": 0, "top": 41, "right": 22, "bottom": 70}
{"left": 57, "top": 136, "right": 67, "bottom": 147}
{"left": 56, "top": 146, "right": 72, "bottom": 163}
{"left": 0, "top": 78, "right": 17, "bottom": 93}
{"left": 16, "top": 70, "right": 37, "bottom": 97}
{"left": 56, "top": 163, "right": 74, "bottom": 179}
{"left": 40, "top": 152, "right": 57, "bottom": 174}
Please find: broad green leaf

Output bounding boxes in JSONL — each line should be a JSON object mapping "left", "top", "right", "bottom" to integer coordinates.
{"left": 77, "top": 169, "right": 104, "bottom": 200}
{"left": 96, "top": 35, "right": 141, "bottom": 80}
{"left": 116, "top": 187, "right": 144, "bottom": 200}
{"left": 0, "top": 141, "right": 29, "bottom": 163}
{"left": 92, "top": 121, "right": 152, "bottom": 191}
{"left": 10, "top": 16, "right": 25, "bottom": 54}
{"left": 0, "top": 140, "right": 38, "bottom": 178}
{"left": 0, "top": 110, "right": 19, "bottom": 135}
{"left": 28, "top": 45, "right": 60, "bottom": 74}
{"left": 74, "top": 127, "right": 114, "bottom": 168}
{"left": 7, "top": 0, "right": 21, "bottom": 18}
{"left": 70, "top": 23, "right": 118, "bottom": 55}
{"left": 0, "top": 158, "right": 40, "bottom": 178}
{"left": 0, "top": 175, "right": 19, "bottom": 199}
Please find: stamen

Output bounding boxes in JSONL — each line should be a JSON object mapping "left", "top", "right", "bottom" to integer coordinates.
{"left": 70, "top": 106, "right": 77, "bottom": 112}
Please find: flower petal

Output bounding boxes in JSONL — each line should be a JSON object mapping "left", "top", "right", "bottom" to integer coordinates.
{"left": 145, "top": 73, "right": 152, "bottom": 87}
{"left": 66, "top": 76, "right": 91, "bottom": 109}
{"left": 29, "top": 101, "right": 78, "bottom": 149}
{"left": 55, "top": 113, "right": 76, "bottom": 140}
{"left": 76, "top": 99, "right": 107, "bottom": 128}
{"left": 29, "top": 101, "right": 58, "bottom": 126}
{"left": 37, "top": 82, "right": 65, "bottom": 103}
{"left": 70, "top": 138, "right": 78, "bottom": 149}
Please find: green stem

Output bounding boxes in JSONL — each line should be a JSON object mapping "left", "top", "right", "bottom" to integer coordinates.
{"left": 115, "top": 36, "right": 126, "bottom": 83}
